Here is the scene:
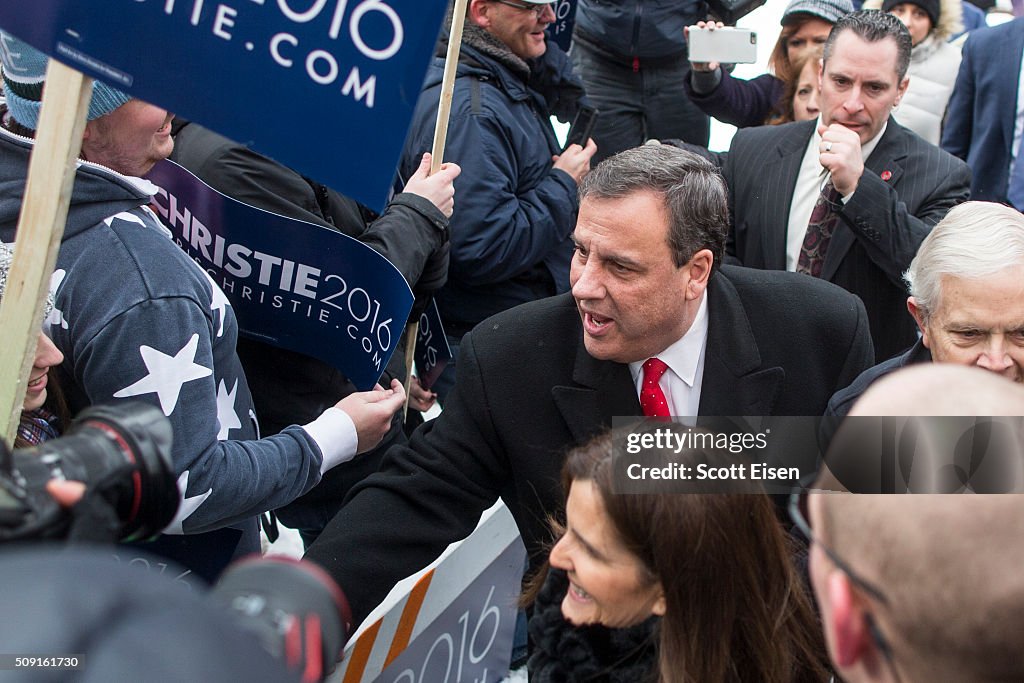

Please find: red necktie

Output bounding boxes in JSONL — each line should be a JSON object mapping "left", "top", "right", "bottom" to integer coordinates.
{"left": 640, "top": 358, "right": 671, "bottom": 418}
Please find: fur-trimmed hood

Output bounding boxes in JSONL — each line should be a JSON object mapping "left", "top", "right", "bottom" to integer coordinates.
{"left": 863, "top": 0, "right": 962, "bottom": 41}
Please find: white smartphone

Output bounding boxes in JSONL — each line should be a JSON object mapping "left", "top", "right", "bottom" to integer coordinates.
{"left": 687, "top": 27, "right": 757, "bottom": 64}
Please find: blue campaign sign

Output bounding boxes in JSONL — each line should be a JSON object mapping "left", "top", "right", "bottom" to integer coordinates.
{"left": 146, "top": 159, "right": 413, "bottom": 391}
{"left": 546, "top": 0, "right": 578, "bottom": 52}
{"left": 414, "top": 298, "right": 451, "bottom": 391}
{"left": 0, "top": 0, "right": 447, "bottom": 212}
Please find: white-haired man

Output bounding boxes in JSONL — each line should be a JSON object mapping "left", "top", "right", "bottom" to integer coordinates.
{"left": 827, "top": 200, "right": 1024, "bottom": 417}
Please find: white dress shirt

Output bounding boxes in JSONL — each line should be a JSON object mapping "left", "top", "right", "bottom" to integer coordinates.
{"left": 785, "top": 117, "right": 888, "bottom": 271}
{"left": 628, "top": 291, "right": 709, "bottom": 418}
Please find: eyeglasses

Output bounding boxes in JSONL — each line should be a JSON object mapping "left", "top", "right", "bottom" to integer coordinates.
{"left": 491, "top": 0, "right": 552, "bottom": 18}
{"left": 789, "top": 485, "right": 903, "bottom": 683}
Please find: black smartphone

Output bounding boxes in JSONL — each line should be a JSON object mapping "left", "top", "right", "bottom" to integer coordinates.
{"left": 562, "top": 106, "right": 599, "bottom": 152}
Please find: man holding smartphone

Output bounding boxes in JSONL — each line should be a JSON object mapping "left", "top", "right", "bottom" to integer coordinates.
{"left": 399, "top": 0, "right": 596, "bottom": 402}
{"left": 571, "top": 0, "right": 711, "bottom": 163}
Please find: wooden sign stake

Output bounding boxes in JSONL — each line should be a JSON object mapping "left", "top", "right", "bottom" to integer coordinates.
{"left": 403, "top": 0, "right": 470, "bottom": 419}
{"left": 0, "top": 60, "right": 92, "bottom": 450}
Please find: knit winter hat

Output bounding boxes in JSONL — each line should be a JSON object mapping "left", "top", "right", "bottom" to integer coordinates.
{"left": 0, "top": 242, "right": 55, "bottom": 322}
{"left": 0, "top": 31, "right": 131, "bottom": 131}
{"left": 782, "top": 0, "right": 855, "bottom": 25}
{"left": 881, "top": 0, "right": 939, "bottom": 26}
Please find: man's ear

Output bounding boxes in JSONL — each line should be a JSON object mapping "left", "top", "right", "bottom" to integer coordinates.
{"left": 684, "top": 248, "right": 714, "bottom": 301}
{"left": 906, "top": 297, "right": 930, "bottom": 348}
{"left": 468, "top": 0, "right": 491, "bottom": 28}
{"left": 894, "top": 76, "right": 910, "bottom": 108}
{"left": 826, "top": 571, "right": 873, "bottom": 667}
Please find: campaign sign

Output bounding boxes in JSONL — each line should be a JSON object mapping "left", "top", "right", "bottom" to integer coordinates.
{"left": 332, "top": 502, "right": 526, "bottom": 683}
{"left": 147, "top": 159, "right": 413, "bottom": 390}
{"left": 0, "top": 0, "right": 447, "bottom": 212}
{"left": 546, "top": 0, "right": 578, "bottom": 52}
{"left": 370, "top": 541, "right": 523, "bottom": 683}
{"left": 414, "top": 298, "right": 451, "bottom": 391}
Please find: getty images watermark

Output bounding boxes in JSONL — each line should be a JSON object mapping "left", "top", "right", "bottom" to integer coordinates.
{"left": 608, "top": 416, "right": 1024, "bottom": 495}
{"left": 622, "top": 426, "right": 798, "bottom": 483}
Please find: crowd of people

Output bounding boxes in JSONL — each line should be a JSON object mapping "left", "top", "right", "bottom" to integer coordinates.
{"left": 2, "top": 0, "right": 1024, "bottom": 680}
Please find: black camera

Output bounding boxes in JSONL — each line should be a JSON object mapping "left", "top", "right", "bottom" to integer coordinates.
{"left": 0, "top": 547, "right": 350, "bottom": 683}
{"left": 211, "top": 555, "right": 353, "bottom": 682}
{"left": 0, "top": 401, "right": 349, "bottom": 682}
{"left": 0, "top": 402, "right": 179, "bottom": 542}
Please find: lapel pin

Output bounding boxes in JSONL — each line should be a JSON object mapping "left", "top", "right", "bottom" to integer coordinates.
{"left": 880, "top": 170, "right": 892, "bottom": 181}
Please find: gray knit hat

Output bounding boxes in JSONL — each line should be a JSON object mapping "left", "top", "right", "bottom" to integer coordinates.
{"left": 0, "top": 31, "right": 131, "bottom": 131}
{"left": 0, "top": 242, "right": 54, "bottom": 322}
{"left": 782, "top": 0, "right": 855, "bottom": 25}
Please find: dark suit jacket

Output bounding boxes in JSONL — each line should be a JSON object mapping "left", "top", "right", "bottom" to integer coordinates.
{"left": 826, "top": 339, "right": 932, "bottom": 420}
{"left": 819, "top": 339, "right": 932, "bottom": 450}
{"left": 305, "top": 266, "right": 874, "bottom": 623}
{"left": 941, "top": 18, "right": 1024, "bottom": 204}
{"left": 723, "top": 118, "right": 970, "bottom": 360}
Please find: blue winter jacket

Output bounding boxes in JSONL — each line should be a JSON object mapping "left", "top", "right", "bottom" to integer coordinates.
{"left": 401, "top": 44, "right": 579, "bottom": 333}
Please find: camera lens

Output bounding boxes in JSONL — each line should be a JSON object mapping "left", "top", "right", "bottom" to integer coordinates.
{"left": 12, "top": 402, "right": 178, "bottom": 540}
{"left": 210, "top": 556, "right": 351, "bottom": 682}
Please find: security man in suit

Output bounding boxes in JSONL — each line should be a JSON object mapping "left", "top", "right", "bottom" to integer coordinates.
{"left": 942, "top": 17, "right": 1024, "bottom": 207}
{"left": 304, "top": 145, "right": 875, "bottom": 627}
{"left": 723, "top": 10, "right": 970, "bottom": 360}
{"left": 827, "top": 201, "right": 1024, "bottom": 420}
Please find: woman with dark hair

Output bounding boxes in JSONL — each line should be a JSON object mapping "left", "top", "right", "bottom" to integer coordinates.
{"left": 526, "top": 427, "right": 831, "bottom": 682}
{"left": 0, "top": 243, "right": 69, "bottom": 448}
{"left": 685, "top": 0, "right": 852, "bottom": 129}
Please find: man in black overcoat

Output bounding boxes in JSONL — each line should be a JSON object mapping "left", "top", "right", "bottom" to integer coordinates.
{"left": 305, "top": 145, "right": 875, "bottom": 625}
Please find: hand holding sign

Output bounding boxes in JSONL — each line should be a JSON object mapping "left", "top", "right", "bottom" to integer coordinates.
{"left": 402, "top": 0, "right": 470, "bottom": 418}
{"left": 404, "top": 152, "right": 461, "bottom": 218}
{"left": 408, "top": 375, "right": 438, "bottom": 413}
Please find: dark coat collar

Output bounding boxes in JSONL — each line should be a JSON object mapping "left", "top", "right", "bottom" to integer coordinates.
{"left": 551, "top": 269, "right": 784, "bottom": 442}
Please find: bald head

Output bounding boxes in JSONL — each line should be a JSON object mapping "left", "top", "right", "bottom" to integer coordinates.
{"left": 851, "top": 364, "right": 1024, "bottom": 417}
{"left": 821, "top": 365, "right": 1024, "bottom": 495}
{"left": 811, "top": 366, "right": 1024, "bottom": 682}
{"left": 813, "top": 492, "right": 1024, "bottom": 682}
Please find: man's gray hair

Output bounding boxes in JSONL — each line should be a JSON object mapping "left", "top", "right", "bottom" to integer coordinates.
{"left": 904, "top": 202, "right": 1024, "bottom": 319}
{"left": 578, "top": 145, "right": 729, "bottom": 269}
